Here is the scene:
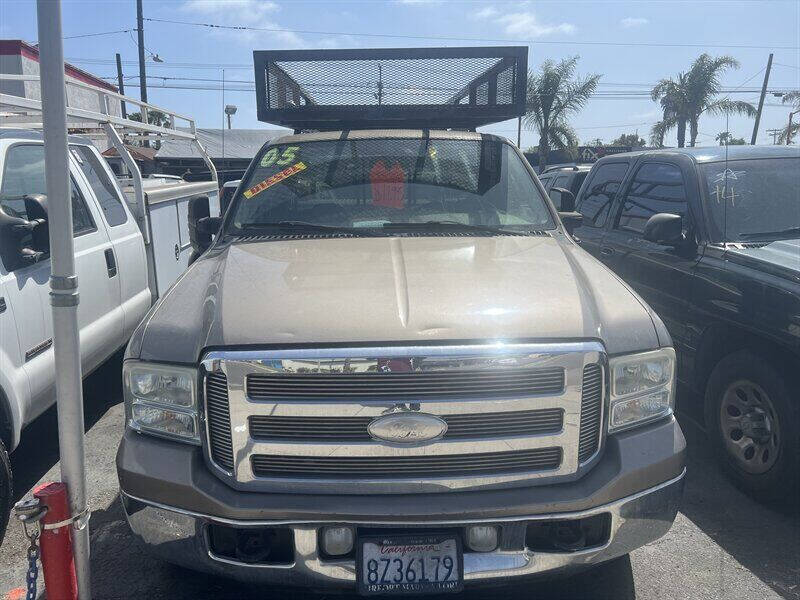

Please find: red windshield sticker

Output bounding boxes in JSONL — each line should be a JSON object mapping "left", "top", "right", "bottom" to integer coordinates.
{"left": 370, "top": 161, "right": 406, "bottom": 208}
{"left": 243, "top": 162, "right": 307, "bottom": 199}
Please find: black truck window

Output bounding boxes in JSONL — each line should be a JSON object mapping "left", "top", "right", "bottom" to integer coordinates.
{"left": 576, "top": 162, "right": 628, "bottom": 228}
{"left": 617, "top": 162, "right": 688, "bottom": 234}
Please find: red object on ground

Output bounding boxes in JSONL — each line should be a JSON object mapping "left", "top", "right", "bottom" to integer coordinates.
{"left": 369, "top": 161, "right": 406, "bottom": 208}
{"left": 33, "top": 482, "right": 78, "bottom": 600}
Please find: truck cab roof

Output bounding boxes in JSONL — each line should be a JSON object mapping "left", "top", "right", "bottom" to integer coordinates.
{"left": 0, "top": 128, "right": 92, "bottom": 144}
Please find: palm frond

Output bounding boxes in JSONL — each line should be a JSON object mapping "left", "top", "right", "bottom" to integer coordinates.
{"left": 707, "top": 98, "right": 757, "bottom": 118}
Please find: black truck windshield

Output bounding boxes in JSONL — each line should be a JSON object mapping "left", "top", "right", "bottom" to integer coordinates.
{"left": 700, "top": 157, "right": 800, "bottom": 243}
{"left": 229, "top": 137, "right": 554, "bottom": 235}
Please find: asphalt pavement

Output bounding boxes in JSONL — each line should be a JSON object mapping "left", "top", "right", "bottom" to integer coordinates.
{"left": 1, "top": 355, "right": 798, "bottom": 600}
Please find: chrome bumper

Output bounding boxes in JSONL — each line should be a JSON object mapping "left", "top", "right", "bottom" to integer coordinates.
{"left": 121, "top": 468, "right": 685, "bottom": 588}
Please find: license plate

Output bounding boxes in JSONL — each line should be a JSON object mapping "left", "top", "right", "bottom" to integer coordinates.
{"left": 357, "top": 534, "right": 463, "bottom": 595}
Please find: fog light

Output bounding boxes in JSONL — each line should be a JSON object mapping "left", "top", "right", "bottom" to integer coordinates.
{"left": 321, "top": 526, "right": 354, "bottom": 556}
{"left": 466, "top": 525, "right": 499, "bottom": 552}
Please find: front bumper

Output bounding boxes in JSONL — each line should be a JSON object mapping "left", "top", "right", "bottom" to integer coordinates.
{"left": 118, "top": 417, "right": 685, "bottom": 588}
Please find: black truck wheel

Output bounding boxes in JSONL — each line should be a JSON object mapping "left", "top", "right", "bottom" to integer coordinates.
{"left": 705, "top": 350, "right": 799, "bottom": 501}
{"left": 0, "top": 437, "right": 11, "bottom": 542}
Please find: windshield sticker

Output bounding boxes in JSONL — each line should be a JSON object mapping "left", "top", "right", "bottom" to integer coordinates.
{"left": 243, "top": 162, "right": 307, "bottom": 199}
{"left": 260, "top": 146, "right": 300, "bottom": 168}
{"left": 369, "top": 161, "right": 406, "bottom": 208}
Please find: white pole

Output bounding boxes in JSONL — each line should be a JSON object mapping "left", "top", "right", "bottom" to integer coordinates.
{"left": 36, "top": 2, "right": 92, "bottom": 598}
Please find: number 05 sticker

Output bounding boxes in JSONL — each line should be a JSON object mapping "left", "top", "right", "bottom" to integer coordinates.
{"left": 260, "top": 146, "right": 300, "bottom": 167}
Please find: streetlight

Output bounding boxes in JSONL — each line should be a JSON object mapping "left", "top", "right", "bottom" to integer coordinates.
{"left": 225, "top": 104, "right": 237, "bottom": 129}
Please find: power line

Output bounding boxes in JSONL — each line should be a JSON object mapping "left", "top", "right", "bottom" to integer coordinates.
{"left": 63, "top": 28, "right": 135, "bottom": 40}
{"left": 143, "top": 17, "right": 800, "bottom": 50}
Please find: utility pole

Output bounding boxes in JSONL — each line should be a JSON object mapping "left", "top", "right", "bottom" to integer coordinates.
{"left": 750, "top": 53, "right": 773, "bottom": 145}
{"left": 36, "top": 1, "right": 92, "bottom": 597}
{"left": 766, "top": 128, "right": 781, "bottom": 145}
{"left": 115, "top": 52, "right": 127, "bottom": 118}
{"left": 136, "top": 0, "right": 147, "bottom": 104}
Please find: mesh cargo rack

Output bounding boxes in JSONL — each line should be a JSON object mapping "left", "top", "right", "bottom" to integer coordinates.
{"left": 253, "top": 47, "right": 528, "bottom": 131}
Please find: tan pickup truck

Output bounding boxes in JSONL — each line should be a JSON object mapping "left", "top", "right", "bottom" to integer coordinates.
{"left": 116, "top": 48, "right": 685, "bottom": 595}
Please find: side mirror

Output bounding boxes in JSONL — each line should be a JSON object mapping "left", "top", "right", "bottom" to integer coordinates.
{"left": 197, "top": 216, "right": 222, "bottom": 236}
{"left": 559, "top": 211, "right": 583, "bottom": 235}
{"left": 643, "top": 213, "right": 684, "bottom": 245}
{"left": 24, "top": 194, "right": 49, "bottom": 253}
{"left": 188, "top": 195, "right": 213, "bottom": 261}
{"left": 549, "top": 187, "right": 575, "bottom": 212}
{"left": 0, "top": 198, "right": 49, "bottom": 271}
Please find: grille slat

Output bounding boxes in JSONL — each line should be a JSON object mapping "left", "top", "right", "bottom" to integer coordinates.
{"left": 247, "top": 367, "right": 565, "bottom": 399}
{"left": 251, "top": 448, "right": 562, "bottom": 479}
{"left": 578, "top": 364, "right": 603, "bottom": 463}
{"left": 206, "top": 372, "right": 235, "bottom": 471}
{"left": 249, "top": 408, "right": 564, "bottom": 441}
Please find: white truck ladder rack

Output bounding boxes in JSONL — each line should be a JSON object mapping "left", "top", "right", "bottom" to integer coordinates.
{"left": 0, "top": 73, "right": 218, "bottom": 245}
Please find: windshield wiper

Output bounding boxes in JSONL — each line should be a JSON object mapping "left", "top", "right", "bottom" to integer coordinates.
{"left": 381, "top": 221, "right": 524, "bottom": 236}
{"left": 238, "top": 221, "right": 377, "bottom": 236}
{"left": 739, "top": 226, "right": 800, "bottom": 241}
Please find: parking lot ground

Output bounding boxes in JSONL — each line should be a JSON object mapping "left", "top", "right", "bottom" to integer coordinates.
{"left": 1, "top": 358, "right": 798, "bottom": 600}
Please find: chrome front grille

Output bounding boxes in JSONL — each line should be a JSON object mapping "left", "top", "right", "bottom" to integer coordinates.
{"left": 249, "top": 408, "right": 564, "bottom": 441}
{"left": 205, "top": 371, "right": 234, "bottom": 471}
{"left": 247, "top": 367, "right": 565, "bottom": 399}
{"left": 202, "top": 342, "right": 606, "bottom": 494}
{"left": 578, "top": 364, "right": 603, "bottom": 462}
{"left": 251, "top": 448, "right": 562, "bottom": 478}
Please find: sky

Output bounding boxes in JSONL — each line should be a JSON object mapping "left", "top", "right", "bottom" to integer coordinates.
{"left": 2, "top": 0, "right": 799, "bottom": 149}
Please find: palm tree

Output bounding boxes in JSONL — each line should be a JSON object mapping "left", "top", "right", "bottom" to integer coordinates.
{"left": 778, "top": 91, "right": 800, "bottom": 144}
{"left": 650, "top": 73, "right": 689, "bottom": 148}
{"left": 524, "top": 56, "right": 600, "bottom": 170}
{"left": 650, "top": 54, "right": 756, "bottom": 148}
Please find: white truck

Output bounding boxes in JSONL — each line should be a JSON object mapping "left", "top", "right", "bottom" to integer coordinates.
{"left": 0, "top": 75, "right": 220, "bottom": 539}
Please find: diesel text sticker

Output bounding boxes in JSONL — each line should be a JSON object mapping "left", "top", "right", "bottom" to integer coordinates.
{"left": 243, "top": 162, "right": 307, "bottom": 199}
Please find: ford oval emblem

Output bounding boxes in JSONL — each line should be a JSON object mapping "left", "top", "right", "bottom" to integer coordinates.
{"left": 368, "top": 413, "right": 447, "bottom": 445}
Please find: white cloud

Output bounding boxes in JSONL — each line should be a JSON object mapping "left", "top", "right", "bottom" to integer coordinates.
{"left": 495, "top": 12, "right": 576, "bottom": 38}
{"left": 620, "top": 17, "right": 649, "bottom": 28}
{"left": 471, "top": 6, "right": 499, "bottom": 20}
{"left": 180, "top": 0, "right": 302, "bottom": 47}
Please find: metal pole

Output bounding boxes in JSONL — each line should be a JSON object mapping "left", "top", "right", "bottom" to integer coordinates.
{"left": 517, "top": 116, "right": 522, "bottom": 148}
{"left": 136, "top": 0, "right": 147, "bottom": 104}
{"left": 35, "top": 2, "right": 91, "bottom": 598}
{"left": 115, "top": 53, "right": 127, "bottom": 118}
{"left": 751, "top": 53, "right": 773, "bottom": 145}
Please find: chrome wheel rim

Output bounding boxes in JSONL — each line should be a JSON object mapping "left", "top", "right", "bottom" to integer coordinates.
{"left": 719, "top": 379, "right": 780, "bottom": 474}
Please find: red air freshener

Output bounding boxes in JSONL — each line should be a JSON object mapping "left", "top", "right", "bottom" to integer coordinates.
{"left": 369, "top": 161, "right": 406, "bottom": 208}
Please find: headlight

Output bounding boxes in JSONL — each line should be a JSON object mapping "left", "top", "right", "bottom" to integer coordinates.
{"left": 608, "top": 348, "right": 675, "bottom": 433}
{"left": 123, "top": 361, "right": 200, "bottom": 443}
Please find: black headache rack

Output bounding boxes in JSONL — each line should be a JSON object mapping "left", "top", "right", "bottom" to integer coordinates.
{"left": 253, "top": 47, "right": 528, "bottom": 132}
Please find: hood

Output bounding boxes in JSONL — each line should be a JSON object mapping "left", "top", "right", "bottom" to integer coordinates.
{"left": 727, "top": 239, "right": 800, "bottom": 282}
{"left": 129, "top": 234, "right": 663, "bottom": 363}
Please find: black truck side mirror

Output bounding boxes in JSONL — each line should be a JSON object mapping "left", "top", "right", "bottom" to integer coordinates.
{"left": 549, "top": 187, "right": 575, "bottom": 212}
{"left": 188, "top": 195, "right": 214, "bottom": 262}
{"left": 24, "top": 194, "right": 49, "bottom": 253}
{"left": 0, "top": 196, "right": 49, "bottom": 271}
{"left": 643, "top": 213, "right": 684, "bottom": 245}
{"left": 558, "top": 211, "right": 583, "bottom": 235}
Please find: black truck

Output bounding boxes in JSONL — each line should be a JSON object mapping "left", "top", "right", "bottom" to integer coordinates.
{"left": 566, "top": 145, "right": 800, "bottom": 499}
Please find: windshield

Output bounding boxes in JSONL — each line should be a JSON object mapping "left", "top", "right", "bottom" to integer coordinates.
{"left": 228, "top": 137, "right": 554, "bottom": 235}
{"left": 700, "top": 157, "right": 800, "bottom": 242}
